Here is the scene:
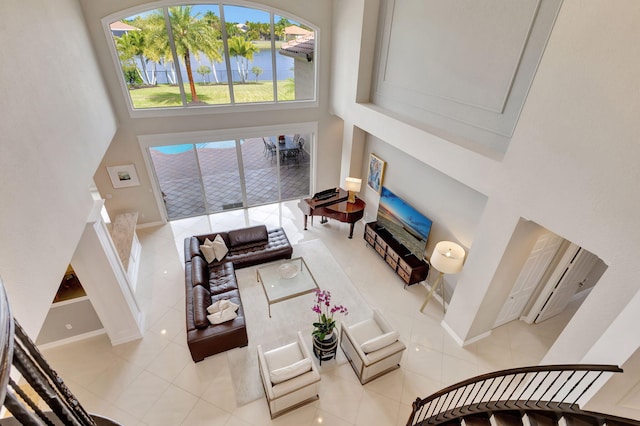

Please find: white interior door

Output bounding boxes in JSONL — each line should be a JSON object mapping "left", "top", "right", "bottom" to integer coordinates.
{"left": 494, "top": 232, "right": 563, "bottom": 327}
{"left": 534, "top": 247, "right": 599, "bottom": 323}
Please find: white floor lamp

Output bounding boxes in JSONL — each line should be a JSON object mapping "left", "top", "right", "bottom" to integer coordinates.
{"left": 420, "top": 241, "right": 466, "bottom": 313}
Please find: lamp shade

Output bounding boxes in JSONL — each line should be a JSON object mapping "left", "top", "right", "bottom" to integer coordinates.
{"left": 430, "top": 241, "right": 465, "bottom": 274}
{"left": 344, "top": 177, "right": 362, "bottom": 192}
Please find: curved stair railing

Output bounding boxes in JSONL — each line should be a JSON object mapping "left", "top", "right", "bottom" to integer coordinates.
{"left": 0, "top": 278, "right": 121, "bottom": 425}
{"left": 407, "top": 364, "right": 640, "bottom": 426}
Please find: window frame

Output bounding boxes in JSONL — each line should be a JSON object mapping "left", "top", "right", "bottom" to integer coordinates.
{"left": 101, "top": 1, "right": 319, "bottom": 118}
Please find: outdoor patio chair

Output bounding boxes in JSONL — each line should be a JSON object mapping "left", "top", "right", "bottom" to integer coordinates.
{"left": 263, "top": 137, "right": 277, "bottom": 162}
{"left": 283, "top": 148, "right": 300, "bottom": 168}
{"left": 298, "top": 138, "right": 305, "bottom": 159}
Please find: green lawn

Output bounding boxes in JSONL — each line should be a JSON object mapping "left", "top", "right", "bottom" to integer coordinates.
{"left": 129, "top": 80, "right": 294, "bottom": 109}
{"left": 252, "top": 40, "right": 284, "bottom": 49}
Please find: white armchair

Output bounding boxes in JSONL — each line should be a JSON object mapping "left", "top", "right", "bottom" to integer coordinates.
{"left": 257, "top": 331, "right": 321, "bottom": 418}
{"left": 340, "top": 309, "right": 406, "bottom": 384}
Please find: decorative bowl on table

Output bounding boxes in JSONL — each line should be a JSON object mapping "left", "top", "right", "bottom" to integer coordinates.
{"left": 278, "top": 262, "right": 298, "bottom": 279}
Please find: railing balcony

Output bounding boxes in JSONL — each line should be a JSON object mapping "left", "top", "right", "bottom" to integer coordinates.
{"left": 407, "top": 364, "right": 634, "bottom": 426}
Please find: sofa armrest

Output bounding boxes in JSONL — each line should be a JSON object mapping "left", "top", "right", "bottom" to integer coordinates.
{"left": 373, "top": 309, "right": 394, "bottom": 334}
{"left": 341, "top": 322, "right": 371, "bottom": 365}
{"left": 365, "top": 340, "right": 406, "bottom": 364}
{"left": 296, "top": 331, "right": 320, "bottom": 375}
{"left": 257, "top": 344, "right": 276, "bottom": 400}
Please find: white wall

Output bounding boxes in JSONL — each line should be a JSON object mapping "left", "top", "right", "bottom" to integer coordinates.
{"left": 79, "top": 0, "right": 343, "bottom": 224}
{"left": 362, "top": 136, "right": 487, "bottom": 255}
{"left": 0, "top": 0, "right": 117, "bottom": 338}
{"left": 501, "top": 0, "right": 640, "bottom": 364}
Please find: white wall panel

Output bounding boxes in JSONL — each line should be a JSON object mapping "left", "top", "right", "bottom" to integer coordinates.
{"left": 373, "top": 0, "right": 562, "bottom": 156}
{"left": 384, "top": 0, "right": 538, "bottom": 112}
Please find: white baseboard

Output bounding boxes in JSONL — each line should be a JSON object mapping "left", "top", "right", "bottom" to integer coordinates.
{"left": 440, "top": 320, "right": 492, "bottom": 347}
{"left": 109, "top": 313, "right": 145, "bottom": 346}
{"left": 37, "top": 329, "right": 107, "bottom": 350}
{"left": 137, "top": 220, "right": 165, "bottom": 229}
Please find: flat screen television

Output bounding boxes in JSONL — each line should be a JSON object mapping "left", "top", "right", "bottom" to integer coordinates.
{"left": 376, "top": 186, "right": 432, "bottom": 258}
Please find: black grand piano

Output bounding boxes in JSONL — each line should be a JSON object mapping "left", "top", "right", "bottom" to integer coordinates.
{"left": 297, "top": 188, "right": 366, "bottom": 238}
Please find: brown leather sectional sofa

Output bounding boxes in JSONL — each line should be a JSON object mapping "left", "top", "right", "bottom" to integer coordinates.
{"left": 184, "top": 225, "right": 293, "bottom": 362}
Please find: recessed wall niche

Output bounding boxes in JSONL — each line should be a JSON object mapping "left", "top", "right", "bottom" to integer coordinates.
{"left": 372, "top": 0, "right": 563, "bottom": 157}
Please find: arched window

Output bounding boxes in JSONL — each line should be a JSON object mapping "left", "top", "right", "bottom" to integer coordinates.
{"left": 105, "top": 3, "right": 316, "bottom": 112}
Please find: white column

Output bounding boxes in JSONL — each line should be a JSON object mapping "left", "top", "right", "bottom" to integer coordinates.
{"left": 71, "top": 201, "right": 144, "bottom": 345}
{"left": 442, "top": 198, "right": 520, "bottom": 345}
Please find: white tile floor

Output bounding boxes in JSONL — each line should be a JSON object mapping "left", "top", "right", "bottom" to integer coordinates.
{"left": 40, "top": 200, "right": 576, "bottom": 426}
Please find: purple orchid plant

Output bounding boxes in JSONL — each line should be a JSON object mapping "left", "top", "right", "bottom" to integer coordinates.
{"left": 311, "top": 289, "right": 348, "bottom": 340}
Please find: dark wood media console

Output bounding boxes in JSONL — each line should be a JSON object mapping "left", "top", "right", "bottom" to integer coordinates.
{"left": 364, "top": 221, "right": 429, "bottom": 286}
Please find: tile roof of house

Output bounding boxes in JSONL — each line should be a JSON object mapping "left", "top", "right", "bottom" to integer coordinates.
{"left": 284, "top": 25, "right": 312, "bottom": 36}
{"left": 109, "top": 21, "right": 140, "bottom": 32}
{"left": 279, "top": 35, "right": 315, "bottom": 62}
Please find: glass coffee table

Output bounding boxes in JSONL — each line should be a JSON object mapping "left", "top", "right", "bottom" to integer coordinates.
{"left": 256, "top": 257, "right": 319, "bottom": 317}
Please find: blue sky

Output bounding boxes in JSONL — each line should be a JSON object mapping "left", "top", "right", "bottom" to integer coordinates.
{"left": 191, "top": 5, "right": 295, "bottom": 24}
{"left": 129, "top": 5, "right": 298, "bottom": 26}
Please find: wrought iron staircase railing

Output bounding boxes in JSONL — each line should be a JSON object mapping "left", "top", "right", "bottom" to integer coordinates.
{"left": 407, "top": 364, "right": 639, "bottom": 426}
{"left": 0, "top": 278, "right": 121, "bottom": 425}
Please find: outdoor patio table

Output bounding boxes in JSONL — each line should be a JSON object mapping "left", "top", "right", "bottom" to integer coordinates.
{"left": 270, "top": 135, "right": 300, "bottom": 159}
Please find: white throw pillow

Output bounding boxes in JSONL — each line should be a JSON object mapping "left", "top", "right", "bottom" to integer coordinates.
{"left": 199, "top": 238, "right": 216, "bottom": 263}
{"left": 212, "top": 234, "right": 228, "bottom": 261}
{"left": 361, "top": 331, "right": 400, "bottom": 353}
{"left": 206, "top": 299, "right": 240, "bottom": 315}
{"left": 207, "top": 307, "right": 238, "bottom": 324}
{"left": 269, "top": 358, "right": 312, "bottom": 384}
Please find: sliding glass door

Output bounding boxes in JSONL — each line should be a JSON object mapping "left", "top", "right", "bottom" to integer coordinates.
{"left": 197, "top": 141, "right": 243, "bottom": 212}
{"left": 149, "top": 144, "right": 207, "bottom": 218}
{"left": 148, "top": 134, "right": 310, "bottom": 220}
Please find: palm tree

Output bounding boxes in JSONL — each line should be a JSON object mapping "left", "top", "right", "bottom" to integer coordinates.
{"left": 196, "top": 65, "right": 211, "bottom": 83}
{"left": 131, "top": 13, "right": 167, "bottom": 86}
{"left": 203, "top": 11, "right": 221, "bottom": 31}
{"left": 227, "top": 36, "right": 258, "bottom": 83}
{"left": 246, "top": 22, "right": 261, "bottom": 41}
{"left": 200, "top": 19, "right": 223, "bottom": 84}
{"left": 115, "top": 31, "right": 149, "bottom": 85}
{"left": 260, "top": 23, "right": 270, "bottom": 41}
{"left": 251, "top": 66, "right": 263, "bottom": 82}
{"left": 145, "top": 12, "right": 178, "bottom": 85}
{"left": 225, "top": 22, "right": 242, "bottom": 38}
{"left": 168, "top": 6, "right": 210, "bottom": 103}
{"left": 275, "top": 17, "right": 291, "bottom": 40}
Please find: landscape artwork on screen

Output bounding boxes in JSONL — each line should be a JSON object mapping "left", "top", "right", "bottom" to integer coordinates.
{"left": 376, "top": 186, "right": 432, "bottom": 258}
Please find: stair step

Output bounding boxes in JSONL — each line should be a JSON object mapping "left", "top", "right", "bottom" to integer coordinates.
{"left": 525, "top": 411, "right": 559, "bottom": 426}
{"left": 492, "top": 411, "right": 524, "bottom": 426}
{"left": 562, "top": 414, "right": 601, "bottom": 426}
{"left": 440, "top": 420, "right": 463, "bottom": 426}
{"left": 604, "top": 420, "right": 640, "bottom": 426}
{"left": 463, "top": 414, "right": 492, "bottom": 426}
